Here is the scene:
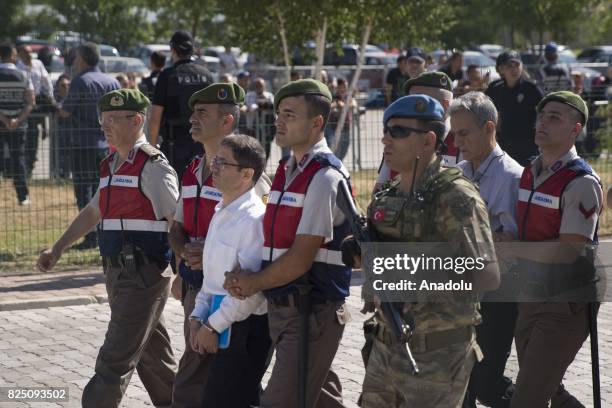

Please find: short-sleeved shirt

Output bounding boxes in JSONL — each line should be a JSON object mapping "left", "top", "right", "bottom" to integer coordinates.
{"left": 457, "top": 144, "right": 523, "bottom": 236}
{"left": 527, "top": 147, "right": 602, "bottom": 240}
{"left": 62, "top": 67, "right": 120, "bottom": 148}
{"left": 282, "top": 138, "right": 348, "bottom": 243}
{"left": 174, "top": 153, "right": 271, "bottom": 223}
{"left": 385, "top": 67, "right": 407, "bottom": 103}
{"left": 17, "top": 59, "right": 53, "bottom": 97}
{"left": 485, "top": 78, "right": 544, "bottom": 166}
{"left": 90, "top": 137, "right": 179, "bottom": 220}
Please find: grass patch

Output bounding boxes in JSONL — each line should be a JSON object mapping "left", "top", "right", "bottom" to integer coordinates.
{"left": 1, "top": 159, "right": 610, "bottom": 272}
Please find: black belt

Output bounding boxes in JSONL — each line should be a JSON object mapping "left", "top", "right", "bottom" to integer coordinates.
{"left": 102, "top": 253, "right": 163, "bottom": 269}
{"left": 268, "top": 293, "right": 330, "bottom": 308}
{"left": 375, "top": 324, "right": 474, "bottom": 353}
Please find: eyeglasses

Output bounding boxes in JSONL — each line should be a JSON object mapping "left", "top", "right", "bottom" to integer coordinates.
{"left": 211, "top": 156, "right": 246, "bottom": 170}
{"left": 383, "top": 125, "right": 428, "bottom": 139}
{"left": 98, "top": 114, "right": 136, "bottom": 126}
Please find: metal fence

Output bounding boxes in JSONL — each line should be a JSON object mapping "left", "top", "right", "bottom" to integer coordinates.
{"left": 1, "top": 83, "right": 611, "bottom": 271}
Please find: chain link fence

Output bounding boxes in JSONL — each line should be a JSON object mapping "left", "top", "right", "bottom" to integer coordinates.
{"left": 1, "top": 69, "right": 611, "bottom": 271}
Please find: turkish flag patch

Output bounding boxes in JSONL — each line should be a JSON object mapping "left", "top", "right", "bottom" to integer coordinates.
{"left": 372, "top": 208, "right": 385, "bottom": 222}
{"left": 579, "top": 203, "right": 597, "bottom": 219}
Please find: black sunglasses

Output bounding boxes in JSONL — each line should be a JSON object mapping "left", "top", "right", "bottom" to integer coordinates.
{"left": 383, "top": 125, "right": 428, "bottom": 139}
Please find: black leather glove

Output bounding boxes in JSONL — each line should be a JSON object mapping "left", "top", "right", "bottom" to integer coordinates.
{"left": 341, "top": 235, "right": 361, "bottom": 268}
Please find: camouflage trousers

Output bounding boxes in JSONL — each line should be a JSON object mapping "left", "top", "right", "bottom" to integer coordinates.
{"left": 360, "top": 332, "right": 481, "bottom": 408}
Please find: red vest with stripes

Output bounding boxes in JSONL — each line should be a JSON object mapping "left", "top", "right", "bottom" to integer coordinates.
{"left": 98, "top": 145, "right": 169, "bottom": 258}
{"left": 262, "top": 153, "right": 351, "bottom": 300}
{"left": 517, "top": 158, "right": 596, "bottom": 241}
{"left": 181, "top": 156, "right": 222, "bottom": 240}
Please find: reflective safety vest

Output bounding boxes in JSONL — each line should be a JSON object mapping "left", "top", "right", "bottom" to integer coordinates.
{"left": 98, "top": 144, "right": 170, "bottom": 259}
{"left": 178, "top": 156, "right": 221, "bottom": 287}
{"left": 262, "top": 153, "right": 352, "bottom": 300}
{"left": 517, "top": 158, "right": 598, "bottom": 241}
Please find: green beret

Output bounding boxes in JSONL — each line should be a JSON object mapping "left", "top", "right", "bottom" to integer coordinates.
{"left": 537, "top": 91, "right": 588, "bottom": 125}
{"left": 274, "top": 79, "right": 332, "bottom": 111}
{"left": 98, "top": 89, "right": 150, "bottom": 113}
{"left": 404, "top": 71, "right": 452, "bottom": 94}
{"left": 188, "top": 82, "right": 245, "bottom": 109}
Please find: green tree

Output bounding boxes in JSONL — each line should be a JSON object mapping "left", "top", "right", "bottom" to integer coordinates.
{"left": 0, "top": 0, "right": 31, "bottom": 40}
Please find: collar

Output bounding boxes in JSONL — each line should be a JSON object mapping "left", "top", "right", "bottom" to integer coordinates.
{"left": 284, "top": 137, "right": 330, "bottom": 174}
{"left": 414, "top": 156, "right": 443, "bottom": 190}
{"left": 532, "top": 146, "right": 578, "bottom": 176}
{"left": 173, "top": 58, "right": 192, "bottom": 68}
{"left": 124, "top": 136, "right": 148, "bottom": 164}
{"left": 0, "top": 63, "right": 17, "bottom": 70}
{"left": 468, "top": 144, "right": 504, "bottom": 179}
{"left": 76, "top": 66, "right": 101, "bottom": 78}
{"left": 215, "top": 188, "right": 258, "bottom": 214}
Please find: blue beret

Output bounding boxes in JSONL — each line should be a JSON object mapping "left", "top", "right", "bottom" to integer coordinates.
{"left": 383, "top": 94, "right": 445, "bottom": 126}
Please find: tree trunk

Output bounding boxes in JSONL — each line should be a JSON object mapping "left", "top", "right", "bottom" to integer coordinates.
{"left": 276, "top": 9, "right": 291, "bottom": 84}
{"left": 331, "top": 18, "right": 372, "bottom": 153}
{"left": 313, "top": 17, "right": 327, "bottom": 81}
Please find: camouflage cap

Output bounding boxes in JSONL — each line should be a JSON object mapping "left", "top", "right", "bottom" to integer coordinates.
{"left": 188, "top": 82, "right": 245, "bottom": 109}
{"left": 274, "top": 78, "right": 332, "bottom": 111}
{"left": 537, "top": 91, "right": 588, "bottom": 125}
{"left": 383, "top": 94, "right": 445, "bottom": 126}
{"left": 404, "top": 71, "right": 452, "bottom": 94}
{"left": 98, "top": 89, "right": 150, "bottom": 113}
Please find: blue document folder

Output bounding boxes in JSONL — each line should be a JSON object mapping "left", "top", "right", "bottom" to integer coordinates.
{"left": 210, "top": 294, "right": 231, "bottom": 349}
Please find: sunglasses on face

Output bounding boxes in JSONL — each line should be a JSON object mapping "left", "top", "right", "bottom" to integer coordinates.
{"left": 383, "top": 125, "right": 428, "bottom": 139}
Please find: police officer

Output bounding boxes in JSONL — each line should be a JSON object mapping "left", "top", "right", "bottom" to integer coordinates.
{"left": 37, "top": 89, "right": 178, "bottom": 408}
{"left": 508, "top": 91, "right": 603, "bottom": 408}
{"left": 539, "top": 42, "right": 572, "bottom": 94}
{"left": 358, "top": 94, "right": 499, "bottom": 407}
{"left": 223, "top": 79, "right": 352, "bottom": 408}
{"left": 374, "top": 71, "right": 459, "bottom": 193}
{"left": 449, "top": 91, "right": 523, "bottom": 408}
{"left": 0, "top": 42, "right": 34, "bottom": 205}
{"left": 148, "top": 30, "right": 213, "bottom": 177}
{"left": 168, "top": 82, "right": 270, "bottom": 407}
{"left": 486, "top": 50, "right": 543, "bottom": 166}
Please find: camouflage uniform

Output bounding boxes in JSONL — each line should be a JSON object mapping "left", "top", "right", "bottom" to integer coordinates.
{"left": 360, "top": 157, "right": 495, "bottom": 408}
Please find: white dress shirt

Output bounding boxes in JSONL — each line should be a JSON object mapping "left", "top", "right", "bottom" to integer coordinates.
{"left": 457, "top": 144, "right": 523, "bottom": 237}
{"left": 17, "top": 59, "right": 52, "bottom": 97}
{"left": 191, "top": 188, "right": 267, "bottom": 332}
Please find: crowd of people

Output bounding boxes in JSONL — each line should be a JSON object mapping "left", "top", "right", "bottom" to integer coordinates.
{"left": 0, "top": 27, "right": 608, "bottom": 407}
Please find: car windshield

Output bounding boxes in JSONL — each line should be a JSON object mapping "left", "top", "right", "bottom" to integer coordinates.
{"left": 463, "top": 53, "right": 495, "bottom": 67}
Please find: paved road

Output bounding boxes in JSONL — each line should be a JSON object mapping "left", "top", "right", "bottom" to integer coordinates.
{"left": 0, "top": 280, "right": 611, "bottom": 407}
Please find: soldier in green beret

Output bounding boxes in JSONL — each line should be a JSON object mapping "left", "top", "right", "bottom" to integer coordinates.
{"left": 38, "top": 88, "right": 179, "bottom": 407}
{"left": 503, "top": 91, "right": 603, "bottom": 407}
{"left": 223, "top": 78, "right": 352, "bottom": 407}
{"left": 168, "top": 82, "right": 271, "bottom": 407}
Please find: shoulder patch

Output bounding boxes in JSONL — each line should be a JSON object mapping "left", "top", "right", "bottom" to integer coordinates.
{"left": 139, "top": 143, "right": 163, "bottom": 160}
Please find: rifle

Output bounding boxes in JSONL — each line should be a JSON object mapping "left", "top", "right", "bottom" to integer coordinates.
{"left": 336, "top": 179, "right": 419, "bottom": 375}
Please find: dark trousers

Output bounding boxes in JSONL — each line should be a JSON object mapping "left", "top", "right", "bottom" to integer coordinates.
{"left": 0, "top": 128, "right": 29, "bottom": 202}
{"left": 510, "top": 302, "right": 592, "bottom": 408}
{"left": 25, "top": 115, "right": 43, "bottom": 175}
{"left": 463, "top": 302, "right": 517, "bottom": 408}
{"left": 161, "top": 136, "right": 203, "bottom": 180}
{"left": 71, "top": 146, "right": 106, "bottom": 210}
{"left": 82, "top": 261, "right": 176, "bottom": 408}
{"left": 201, "top": 314, "right": 272, "bottom": 408}
{"left": 172, "top": 285, "right": 212, "bottom": 408}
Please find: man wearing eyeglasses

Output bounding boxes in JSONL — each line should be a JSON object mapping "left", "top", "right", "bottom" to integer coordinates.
{"left": 357, "top": 94, "right": 499, "bottom": 407}
{"left": 188, "top": 134, "right": 272, "bottom": 407}
{"left": 37, "top": 89, "right": 179, "bottom": 408}
{"left": 168, "top": 82, "right": 270, "bottom": 407}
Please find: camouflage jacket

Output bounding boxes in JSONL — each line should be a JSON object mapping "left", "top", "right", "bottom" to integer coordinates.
{"left": 367, "top": 157, "right": 496, "bottom": 333}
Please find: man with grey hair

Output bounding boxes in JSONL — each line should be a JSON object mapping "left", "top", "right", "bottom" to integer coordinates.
{"left": 58, "top": 42, "right": 119, "bottom": 248}
{"left": 449, "top": 91, "right": 522, "bottom": 408}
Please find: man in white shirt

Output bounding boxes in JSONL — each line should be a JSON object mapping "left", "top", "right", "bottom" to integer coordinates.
{"left": 190, "top": 134, "right": 271, "bottom": 407}
{"left": 449, "top": 91, "right": 523, "bottom": 408}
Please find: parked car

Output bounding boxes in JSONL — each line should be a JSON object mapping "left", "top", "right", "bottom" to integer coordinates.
{"left": 203, "top": 46, "right": 247, "bottom": 70}
{"left": 577, "top": 46, "right": 612, "bottom": 77}
{"left": 431, "top": 50, "right": 501, "bottom": 83}
{"left": 471, "top": 44, "right": 504, "bottom": 59}
{"left": 99, "top": 44, "right": 120, "bottom": 57}
{"left": 99, "top": 57, "right": 149, "bottom": 77}
{"left": 130, "top": 44, "right": 171, "bottom": 67}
